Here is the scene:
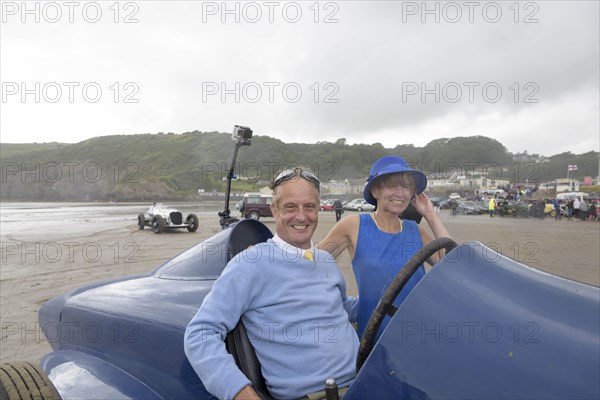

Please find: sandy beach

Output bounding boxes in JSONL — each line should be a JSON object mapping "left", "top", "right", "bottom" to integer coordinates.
{"left": 1, "top": 202, "right": 599, "bottom": 364}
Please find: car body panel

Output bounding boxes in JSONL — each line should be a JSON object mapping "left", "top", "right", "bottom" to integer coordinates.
{"left": 40, "top": 350, "right": 167, "bottom": 400}
{"left": 346, "top": 241, "right": 600, "bottom": 399}
{"left": 39, "top": 274, "right": 215, "bottom": 398}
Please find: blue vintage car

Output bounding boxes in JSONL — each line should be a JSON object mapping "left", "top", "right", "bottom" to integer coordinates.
{"left": 1, "top": 216, "right": 598, "bottom": 400}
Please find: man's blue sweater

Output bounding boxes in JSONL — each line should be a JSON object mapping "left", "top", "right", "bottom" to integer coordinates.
{"left": 184, "top": 237, "right": 359, "bottom": 399}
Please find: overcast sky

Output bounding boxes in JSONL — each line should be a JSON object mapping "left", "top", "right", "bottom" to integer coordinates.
{"left": 1, "top": 1, "right": 598, "bottom": 156}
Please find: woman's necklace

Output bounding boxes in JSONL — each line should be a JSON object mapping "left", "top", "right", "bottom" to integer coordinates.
{"left": 371, "top": 212, "right": 403, "bottom": 233}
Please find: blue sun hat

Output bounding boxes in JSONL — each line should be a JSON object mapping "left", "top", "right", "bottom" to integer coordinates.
{"left": 363, "top": 155, "right": 428, "bottom": 205}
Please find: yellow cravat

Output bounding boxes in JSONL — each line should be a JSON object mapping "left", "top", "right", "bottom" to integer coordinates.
{"left": 303, "top": 250, "right": 314, "bottom": 262}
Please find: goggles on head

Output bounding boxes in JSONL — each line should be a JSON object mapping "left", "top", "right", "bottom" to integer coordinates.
{"left": 273, "top": 168, "right": 320, "bottom": 192}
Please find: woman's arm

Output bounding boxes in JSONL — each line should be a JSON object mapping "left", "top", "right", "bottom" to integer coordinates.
{"left": 315, "top": 214, "right": 360, "bottom": 259}
{"left": 414, "top": 193, "right": 452, "bottom": 264}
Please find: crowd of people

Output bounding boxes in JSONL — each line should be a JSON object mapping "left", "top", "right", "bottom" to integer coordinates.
{"left": 447, "top": 188, "right": 598, "bottom": 221}
{"left": 552, "top": 197, "right": 598, "bottom": 221}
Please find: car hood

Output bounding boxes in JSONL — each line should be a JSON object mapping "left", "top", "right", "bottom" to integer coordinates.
{"left": 49, "top": 275, "right": 210, "bottom": 327}
{"left": 154, "top": 208, "right": 181, "bottom": 216}
{"left": 40, "top": 275, "right": 214, "bottom": 399}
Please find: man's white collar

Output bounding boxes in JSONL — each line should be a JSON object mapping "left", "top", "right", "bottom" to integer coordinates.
{"left": 272, "top": 234, "right": 313, "bottom": 257}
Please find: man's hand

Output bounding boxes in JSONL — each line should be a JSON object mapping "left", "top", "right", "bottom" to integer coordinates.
{"left": 235, "top": 385, "right": 260, "bottom": 400}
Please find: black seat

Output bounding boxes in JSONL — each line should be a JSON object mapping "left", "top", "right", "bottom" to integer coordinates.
{"left": 224, "top": 220, "right": 274, "bottom": 400}
{"left": 226, "top": 321, "right": 274, "bottom": 400}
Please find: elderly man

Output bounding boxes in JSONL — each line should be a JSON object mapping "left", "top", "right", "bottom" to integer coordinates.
{"left": 184, "top": 167, "right": 359, "bottom": 400}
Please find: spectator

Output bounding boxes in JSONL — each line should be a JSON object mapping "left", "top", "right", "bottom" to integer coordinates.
{"left": 488, "top": 197, "right": 496, "bottom": 218}
{"left": 567, "top": 199, "right": 574, "bottom": 221}
{"left": 589, "top": 201, "right": 597, "bottom": 221}
{"left": 580, "top": 199, "right": 589, "bottom": 221}
{"left": 574, "top": 197, "right": 581, "bottom": 220}
{"left": 552, "top": 198, "right": 561, "bottom": 221}
{"left": 334, "top": 199, "right": 344, "bottom": 222}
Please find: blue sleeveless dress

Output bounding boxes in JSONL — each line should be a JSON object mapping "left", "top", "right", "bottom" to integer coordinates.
{"left": 353, "top": 213, "right": 425, "bottom": 338}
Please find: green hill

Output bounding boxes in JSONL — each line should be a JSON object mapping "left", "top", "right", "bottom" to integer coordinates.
{"left": 0, "top": 131, "right": 597, "bottom": 201}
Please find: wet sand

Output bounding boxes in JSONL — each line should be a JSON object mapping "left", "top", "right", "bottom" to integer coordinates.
{"left": 1, "top": 203, "right": 598, "bottom": 363}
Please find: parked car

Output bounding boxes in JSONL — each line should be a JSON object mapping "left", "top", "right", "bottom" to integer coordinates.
{"left": 497, "top": 200, "right": 530, "bottom": 217}
{"left": 481, "top": 188, "right": 507, "bottom": 198}
{"left": 456, "top": 201, "right": 484, "bottom": 215}
{"left": 346, "top": 199, "right": 375, "bottom": 212}
{"left": 544, "top": 202, "right": 555, "bottom": 216}
{"left": 448, "top": 193, "right": 462, "bottom": 200}
{"left": 543, "top": 202, "right": 570, "bottom": 218}
{"left": 496, "top": 200, "right": 515, "bottom": 216}
{"left": 344, "top": 198, "right": 362, "bottom": 210}
{"left": 428, "top": 196, "right": 444, "bottom": 207}
{"left": 240, "top": 193, "right": 273, "bottom": 220}
{"left": 556, "top": 192, "right": 590, "bottom": 203}
{"left": 474, "top": 200, "right": 487, "bottom": 211}
{"left": 438, "top": 199, "right": 453, "bottom": 210}
{"left": 320, "top": 199, "right": 335, "bottom": 211}
{"left": 138, "top": 203, "right": 198, "bottom": 233}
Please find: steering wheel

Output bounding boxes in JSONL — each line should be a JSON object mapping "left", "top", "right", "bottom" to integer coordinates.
{"left": 356, "top": 237, "right": 458, "bottom": 371}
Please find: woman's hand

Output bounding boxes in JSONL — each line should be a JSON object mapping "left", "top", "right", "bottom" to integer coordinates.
{"left": 412, "top": 193, "right": 435, "bottom": 217}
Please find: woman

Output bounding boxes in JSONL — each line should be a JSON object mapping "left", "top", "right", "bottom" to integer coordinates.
{"left": 317, "top": 155, "right": 451, "bottom": 338}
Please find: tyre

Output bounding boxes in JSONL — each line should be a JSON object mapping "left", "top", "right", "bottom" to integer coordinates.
{"left": 0, "top": 362, "right": 62, "bottom": 400}
{"left": 248, "top": 211, "right": 260, "bottom": 221}
{"left": 137, "top": 213, "right": 145, "bottom": 230}
{"left": 320, "top": 207, "right": 325, "bottom": 211}
{"left": 357, "top": 207, "right": 363, "bottom": 212}
{"left": 551, "top": 210, "right": 556, "bottom": 217}
{"left": 186, "top": 213, "right": 199, "bottom": 232}
{"left": 152, "top": 215, "right": 165, "bottom": 233}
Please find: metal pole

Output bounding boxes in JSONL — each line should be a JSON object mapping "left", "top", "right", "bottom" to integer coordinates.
{"left": 224, "top": 143, "right": 241, "bottom": 215}
{"left": 219, "top": 126, "right": 252, "bottom": 229}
